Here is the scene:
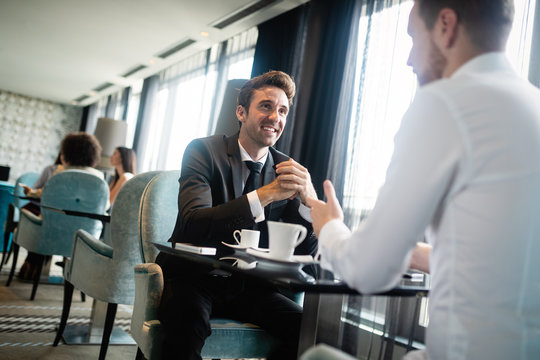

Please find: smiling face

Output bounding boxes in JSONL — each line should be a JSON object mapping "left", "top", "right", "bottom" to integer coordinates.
{"left": 237, "top": 86, "right": 289, "bottom": 155}
{"left": 407, "top": 2, "right": 447, "bottom": 86}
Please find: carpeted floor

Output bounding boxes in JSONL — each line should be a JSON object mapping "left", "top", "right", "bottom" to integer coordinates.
{"left": 0, "top": 249, "right": 138, "bottom": 360}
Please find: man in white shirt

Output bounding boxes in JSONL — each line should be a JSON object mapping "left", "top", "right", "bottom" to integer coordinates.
{"left": 307, "top": 0, "right": 540, "bottom": 359}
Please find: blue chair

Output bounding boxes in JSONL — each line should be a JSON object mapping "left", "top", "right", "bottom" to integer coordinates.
{"left": 1, "top": 172, "right": 39, "bottom": 271}
{"left": 52, "top": 171, "right": 161, "bottom": 360}
{"left": 6, "top": 170, "right": 109, "bottom": 300}
{"left": 131, "top": 170, "right": 281, "bottom": 360}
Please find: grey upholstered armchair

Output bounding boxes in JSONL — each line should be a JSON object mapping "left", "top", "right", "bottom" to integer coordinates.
{"left": 131, "top": 170, "right": 282, "bottom": 360}
{"left": 53, "top": 171, "right": 161, "bottom": 360}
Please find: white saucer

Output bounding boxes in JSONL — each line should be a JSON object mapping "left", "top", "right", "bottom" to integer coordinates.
{"left": 221, "top": 241, "right": 269, "bottom": 252}
{"left": 246, "top": 248, "right": 315, "bottom": 264}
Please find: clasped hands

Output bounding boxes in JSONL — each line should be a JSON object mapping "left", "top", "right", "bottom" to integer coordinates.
{"left": 257, "top": 159, "right": 344, "bottom": 237}
{"left": 256, "top": 158, "right": 317, "bottom": 207}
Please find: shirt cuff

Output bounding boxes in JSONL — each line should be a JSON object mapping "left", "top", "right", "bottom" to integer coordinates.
{"left": 319, "top": 219, "right": 352, "bottom": 271}
{"left": 298, "top": 203, "right": 312, "bottom": 222}
{"left": 247, "top": 190, "right": 265, "bottom": 223}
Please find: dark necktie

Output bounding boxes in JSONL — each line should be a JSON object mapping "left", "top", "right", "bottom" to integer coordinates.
{"left": 243, "top": 161, "right": 263, "bottom": 194}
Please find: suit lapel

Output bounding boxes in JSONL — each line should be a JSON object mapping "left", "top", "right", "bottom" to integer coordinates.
{"left": 227, "top": 134, "right": 243, "bottom": 198}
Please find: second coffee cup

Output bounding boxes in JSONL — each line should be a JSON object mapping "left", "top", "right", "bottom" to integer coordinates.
{"left": 233, "top": 229, "right": 260, "bottom": 248}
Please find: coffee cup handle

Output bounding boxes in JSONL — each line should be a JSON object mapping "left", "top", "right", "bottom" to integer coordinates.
{"left": 233, "top": 230, "right": 241, "bottom": 245}
{"left": 294, "top": 226, "right": 307, "bottom": 248}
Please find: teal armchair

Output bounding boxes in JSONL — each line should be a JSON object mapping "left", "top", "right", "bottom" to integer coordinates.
{"left": 131, "top": 170, "right": 281, "bottom": 360}
{"left": 53, "top": 171, "right": 161, "bottom": 360}
{"left": 6, "top": 170, "right": 109, "bottom": 300}
{"left": 1, "top": 171, "right": 39, "bottom": 271}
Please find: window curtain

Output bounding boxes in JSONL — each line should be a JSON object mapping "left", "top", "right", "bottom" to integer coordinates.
{"left": 133, "top": 28, "right": 258, "bottom": 173}
{"left": 291, "top": 0, "right": 363, "bottom": 198}
{"left": 527, "top": 0, "right": 540, "bottom": 87}
{"left": 340, "top": 0, "right": 537, "bottom": 230}
{"left": 250, "top": 4, "right": 310, "bottom": 155}
{"left": 341, "top": 0, "right": 415, "bottom": 229}
{"left": 132, "top": 75, "right": 159, "bottom": 173}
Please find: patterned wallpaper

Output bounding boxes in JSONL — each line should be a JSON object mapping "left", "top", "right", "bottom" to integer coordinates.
{"left": 0, "top": 90, "right": 82, "bottom": 183}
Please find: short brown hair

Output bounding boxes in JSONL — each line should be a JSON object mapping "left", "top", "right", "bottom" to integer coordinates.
{"left": 237, "top": 70, "right": 296, "bottom": 110}
{"left": 417, "top": 0, "right": 514, "bottom": 51}
{"left": 60, "top": 132, "right": 102, "bottom": 167}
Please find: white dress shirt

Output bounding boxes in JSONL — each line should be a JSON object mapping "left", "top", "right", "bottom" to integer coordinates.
{"left": 319, "top": 53, "right": 540, "bottom": 359}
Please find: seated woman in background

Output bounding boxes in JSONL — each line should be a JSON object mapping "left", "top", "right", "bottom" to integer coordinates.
{"left": 23, "top": 132, "right": 104, "bottom": 200}
{"left": 18, "top": 132, "right": 103, "bottom": 279}
{"left": 31, "top": 152, "right": 63, "bottom": 190}
{"left": 108, "top": 146, "right": 136, "bottom": 205}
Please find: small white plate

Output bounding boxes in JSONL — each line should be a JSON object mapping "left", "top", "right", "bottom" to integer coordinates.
{"left": 246, "top": 248, "right": 315, "bottom": 264}
{"left": 221, "top": 241, "right": 269, "bottom": 252}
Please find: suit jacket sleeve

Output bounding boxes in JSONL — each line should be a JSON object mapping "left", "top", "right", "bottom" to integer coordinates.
{"left": 169, "top": 136, "right": 256, "bottom": 247}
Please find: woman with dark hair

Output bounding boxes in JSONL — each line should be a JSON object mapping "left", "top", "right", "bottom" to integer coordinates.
{"left": 109, "top": 146, "right": 136, "bottom": 205}
{"left": 22, "top": 132, "right": 103, "bottom": 199}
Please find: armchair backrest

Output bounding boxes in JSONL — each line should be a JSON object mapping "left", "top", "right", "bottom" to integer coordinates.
{"left": 139, "top": 170, "right": 181, "bottom": 263}
{"left": 109, "top": 171, "right": 162, "bottom": 265}
{"left": 40, "top": 170, "right": 109, "bottom": 256}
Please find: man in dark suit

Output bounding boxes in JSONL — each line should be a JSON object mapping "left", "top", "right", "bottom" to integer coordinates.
{"left": 156, "top": 70, "right": 318, "bottom": 360}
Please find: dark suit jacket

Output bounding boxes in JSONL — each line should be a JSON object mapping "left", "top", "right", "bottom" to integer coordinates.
{"left": 168, "top": 133, "right": 317, "bottom": 256}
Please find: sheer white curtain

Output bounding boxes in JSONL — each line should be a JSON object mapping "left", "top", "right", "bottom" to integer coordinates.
{"left": 342, "top": 0, "right": 537, "bottom": 231}
{"left": 138, "top": 28, "right": 258, "bottom": 172}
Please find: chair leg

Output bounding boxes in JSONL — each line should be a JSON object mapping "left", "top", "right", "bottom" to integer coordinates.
{"left": 135, "top": 347, "right": 146, "bottom": 360}
{"left": 99, "top": 303, "right": 118, "bottom": 360}
{"left": 1, "top": 227, "right": 12, "bottom": 272}
{"left": 53, "top": 280, "right": 74, "bottom": 346}
{"left": 30, "top": 255, "right": 45, "bottom": 300}
{"left": 6, "top": 243, "right": 19, "bottom": 287}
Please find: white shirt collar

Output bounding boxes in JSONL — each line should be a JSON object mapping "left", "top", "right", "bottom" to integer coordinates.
{"left": 238, "top": 140, "right": 268, "bottom": 166}
{"left": 451, "top": 52, "right": 513, "bottom": 79}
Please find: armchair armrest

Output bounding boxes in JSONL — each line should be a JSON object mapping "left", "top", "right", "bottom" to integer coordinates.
{"left": 20, "top": 208, "right": 43, "bottom": 225}
{"left": 74, "top": 229, "right": 113, "bottom": 258}
{"left": 131, "top": 263, "right": 165, "bottom": 359}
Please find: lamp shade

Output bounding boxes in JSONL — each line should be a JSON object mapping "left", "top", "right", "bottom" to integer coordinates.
{"left": 93, "top": 117, "right": 127, "bottom": 169}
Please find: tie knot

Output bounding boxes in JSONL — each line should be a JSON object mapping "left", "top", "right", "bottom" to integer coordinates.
{"left": 245, "top": 161, "right": 263, "bottom": 174}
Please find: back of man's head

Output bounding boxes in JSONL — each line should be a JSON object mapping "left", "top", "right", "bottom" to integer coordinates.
{"left": 237, "top": 70, "right": 296, "bottom": 111}
{"left": 417, "top": 0, "right": 514, "bottom": 52}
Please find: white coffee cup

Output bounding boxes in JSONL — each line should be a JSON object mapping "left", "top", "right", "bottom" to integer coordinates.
{"left": 267, "top": 221, "right": 307, "bottom": 261}
{"left": 233, "top": 229, "right": 260, "bottom": 248}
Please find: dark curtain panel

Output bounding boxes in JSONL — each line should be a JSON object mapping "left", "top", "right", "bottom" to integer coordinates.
{"left": 251, "top": 4, "right": 310, "bottom": 155}
{"left": 105, "top": 94, "right": 115, "bottom": 118}
{"left": 121, "top": 87, "right": 132, "bottom": 121}
{"left": 79, "top": 106, "right": 90, "bottom": 131}
{"left": 292, "top": 0, "right": 362, "bottom": 198}
{"left": 132, "top": 75, "right": 159, "bottom": 172}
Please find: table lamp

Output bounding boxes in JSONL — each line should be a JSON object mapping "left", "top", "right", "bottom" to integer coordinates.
{"left": 93, "top": 117, "right": 127, "bottom": 170}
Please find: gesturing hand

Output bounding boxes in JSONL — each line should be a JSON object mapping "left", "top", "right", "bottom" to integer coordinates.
{"left": 306, "top": 180, "right": 344, "bottom": 237}
{"left": 275, "top": 158, "right": 317, "bottom": 205}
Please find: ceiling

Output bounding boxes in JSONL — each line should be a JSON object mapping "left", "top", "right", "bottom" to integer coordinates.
{"left": 0, "top": 0, "right": 308, "bottom": 107}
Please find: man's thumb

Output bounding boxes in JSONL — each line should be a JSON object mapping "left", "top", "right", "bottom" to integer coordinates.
{"left": 323, "top": 180, "right": 338, "bottom": 204}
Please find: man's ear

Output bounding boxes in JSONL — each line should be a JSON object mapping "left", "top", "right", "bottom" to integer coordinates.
{"left": 236, "top": 105, "right": 246, "bottom": 123}
{"left": 435, "top": 8, "right": 459, "bottom": 48}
